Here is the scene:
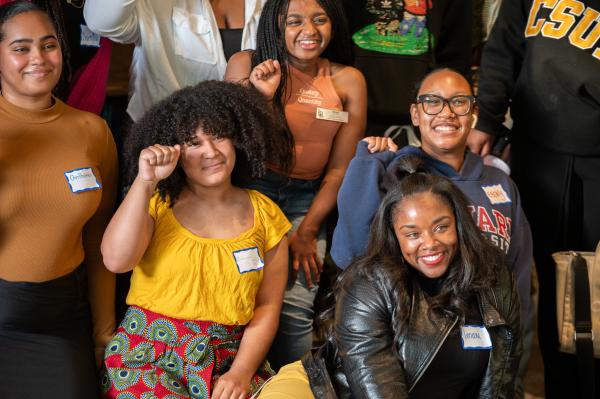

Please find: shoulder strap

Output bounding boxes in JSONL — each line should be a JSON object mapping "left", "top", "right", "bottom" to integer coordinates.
{"left": 572, "top": 253, "right": 596, "bottom": 398}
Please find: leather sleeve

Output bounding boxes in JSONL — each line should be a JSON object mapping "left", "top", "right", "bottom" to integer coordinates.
{"left": 334, "top": 274, "right": 409, "bottom": 399}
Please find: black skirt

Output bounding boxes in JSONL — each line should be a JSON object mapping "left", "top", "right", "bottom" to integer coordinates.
{"left": 0, "top": 265, "right": 100, "bottom": 398}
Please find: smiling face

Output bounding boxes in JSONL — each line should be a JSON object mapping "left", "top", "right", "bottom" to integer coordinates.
{"left": 181, "top": 128, "right": 236, "bottom": 189}
{"left": 410, "top": 70, "right": 477, "bottom": 161}
{"left": 0, "top": 11, "right": 62, "bottom": 108}
{"left": 283, "top": 0, "right": 332, "bottom": 66}
{"left": 393, "top": 191, "right": 458, "bottom": 279}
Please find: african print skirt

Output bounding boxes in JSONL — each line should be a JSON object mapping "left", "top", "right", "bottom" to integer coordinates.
{"left": 102, "top": 305, "right": 274, "bottom": 398}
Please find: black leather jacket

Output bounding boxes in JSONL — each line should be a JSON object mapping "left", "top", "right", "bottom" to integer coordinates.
{"left": 303, "top": 265, "right": 521, "bottom": 399}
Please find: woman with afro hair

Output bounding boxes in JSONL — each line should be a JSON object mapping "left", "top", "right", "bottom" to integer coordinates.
{"left": 100, "top": 80, "right": 292, "bottom": 399}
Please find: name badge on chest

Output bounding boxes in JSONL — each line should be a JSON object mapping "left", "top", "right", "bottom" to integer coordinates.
{"left": 316, "top": 107, "right": 349, "bottom": 123}
{"left": 233, "top": 247, "right": 264, "bottom": 274}
{"left": 460, "top": 325, "right": 493, "bottom": 350}
{"left": 65, "top": 167, "right": 101, "bottom": 193}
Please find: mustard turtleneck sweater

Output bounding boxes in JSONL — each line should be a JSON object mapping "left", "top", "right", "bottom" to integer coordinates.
{"left": 0, "top": 94, "right": 118, "bottom": 347}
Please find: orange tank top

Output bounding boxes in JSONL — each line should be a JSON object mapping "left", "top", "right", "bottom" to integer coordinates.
{"left": 283, "top": 58, "right": 343, "bottom": 180}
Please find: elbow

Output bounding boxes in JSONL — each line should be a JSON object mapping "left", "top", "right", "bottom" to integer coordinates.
{"left": 100, "top": 244, "right": 136, "bottom": 274}
{"left": 102, "top": 255, "right": 133, "bottom": 274}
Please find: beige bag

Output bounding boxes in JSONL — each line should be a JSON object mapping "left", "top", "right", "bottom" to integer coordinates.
{"left": 553, "top": 242, "right": 600, "bottom": 357}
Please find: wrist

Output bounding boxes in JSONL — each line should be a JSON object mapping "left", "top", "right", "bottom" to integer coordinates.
{"left": 296, "top": 223, "right": 319, "bottom": 238}
{"left": 133, "top": 175, "right": 159, "bottom": 193}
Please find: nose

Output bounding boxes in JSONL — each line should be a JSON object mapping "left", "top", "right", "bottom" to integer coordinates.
{"left": 438, "top": 100, "right": 455, "bottom": 117}
{"left": 28, "top": 46, "right": 45, "bottom": 65}
{"left": 202, "top": 139, "right": 219, "bottom": 157}
{"left": 421, "top": 231, "right": 439, "bottom": 249}
{"left": 302, "top": 20, "right": 317, "bottom": 35}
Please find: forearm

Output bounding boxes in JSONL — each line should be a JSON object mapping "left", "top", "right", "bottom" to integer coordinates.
{"left": 87, "top": 260, "right": 116, "bottom": 348}
{"left": 297, "top": 174, "right": 342, "bottom": 236}
{"left": 100, "top": 176, "right": 155, "bottom": 273}
{"left": 229, "top": 304, "right": 281, "bottom": 379}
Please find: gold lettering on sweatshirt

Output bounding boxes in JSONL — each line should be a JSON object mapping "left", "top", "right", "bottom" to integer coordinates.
{"left": 525, "top": 0, "right": 599, "bottom": 60}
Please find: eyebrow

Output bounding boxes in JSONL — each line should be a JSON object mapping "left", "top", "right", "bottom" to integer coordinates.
{"left": 9, "top": 34, "right": 57, "bottom": 46}
{"left": 286, "top": 12, "right": 327, "bottom": 18}
{"left": 398, "top": 215, "right": 452, "bottom": 230}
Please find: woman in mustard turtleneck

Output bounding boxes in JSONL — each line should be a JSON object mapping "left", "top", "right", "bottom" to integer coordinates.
{"left": 0, "top": 2, "right": 117, "bottom": 397}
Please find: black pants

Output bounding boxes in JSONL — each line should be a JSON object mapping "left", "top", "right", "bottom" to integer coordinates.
{"left": 0, "top": 266, "right": 99, "bottom": 399}
{"left": 512, "top": 142, "right": 600, "bottom": 398}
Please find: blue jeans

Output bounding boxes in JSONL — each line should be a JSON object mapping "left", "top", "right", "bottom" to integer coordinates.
{"left": 246, "top": 170, "right": 326, "bottom": 371}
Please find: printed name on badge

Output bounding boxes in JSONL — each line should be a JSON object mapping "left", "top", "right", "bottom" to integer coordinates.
{"left": 316, "top": 107, "right": 349, "bottom": 123}
{"left": 80, "top": 24, "right": 101, "bottom": 47}
{"left": 64, "top": 167, "right": 101, "bottom": 193}
{"left": 481, "top": 184, "right": 512, "bottom": 205}
{"left": 233, "top": 247, "right": 264, "bottom": 274}
{"left": 460, "top": 325, "right": 493, "bottom": 350}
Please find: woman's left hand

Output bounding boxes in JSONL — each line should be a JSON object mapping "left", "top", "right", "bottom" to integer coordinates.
{"left": 289, "top": 230, "right": 322, "bottom": 288}
{"left": 212, "top": 369, "right": 251, "bottom": 399}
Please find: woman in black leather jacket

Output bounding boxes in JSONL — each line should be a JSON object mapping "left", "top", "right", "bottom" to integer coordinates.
{"left": 259, "top": 161, "right": 521, "bottom": 399}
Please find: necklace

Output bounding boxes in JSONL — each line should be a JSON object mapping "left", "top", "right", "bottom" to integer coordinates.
{"left": 66, "top": 0, "right": 85, "bottom": 9}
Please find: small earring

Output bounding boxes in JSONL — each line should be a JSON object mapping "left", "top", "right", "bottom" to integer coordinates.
{"left": 470, "top": 114, "right": 478, "bottom": 129}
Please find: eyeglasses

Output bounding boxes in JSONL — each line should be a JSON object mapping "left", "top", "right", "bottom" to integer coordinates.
{"left": 416, "top": 94, "right": 476, "bottom": 116}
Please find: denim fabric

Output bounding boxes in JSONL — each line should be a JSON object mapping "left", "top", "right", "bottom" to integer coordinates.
{"left": 246, "top": 170, "right": 326, "bottom": 371}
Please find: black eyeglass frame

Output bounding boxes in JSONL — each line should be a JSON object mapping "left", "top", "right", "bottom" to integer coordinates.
{"left": 415, "top": 94, "right": 477, "bottom": 116}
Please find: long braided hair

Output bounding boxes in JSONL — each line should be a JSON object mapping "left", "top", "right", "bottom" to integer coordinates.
{"left": 251, "top": 0, "right": 353, "bottom": 170}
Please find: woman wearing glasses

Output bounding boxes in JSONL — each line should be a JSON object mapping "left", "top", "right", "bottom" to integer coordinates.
{"left": 331, "top": 68, "right": 532, "bottom": 350}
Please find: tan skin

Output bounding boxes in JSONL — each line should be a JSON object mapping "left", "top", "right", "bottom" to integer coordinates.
{"left": 409, "top": 69, "right": 478, "bottom": 172}
{"left": 392, "top": 192, "right": 458, "bottom": 280}
{"left": 225, "top": 0, "right": 367, "bottom": 287}
{"left": 101, "top": 131, "right": 288, "bottom": 399}
{"left": 0, "top": 11, "right": 61, "bottom": 110}
{"left": 210, "top": 0, "right": 245, "bottom": 29}
{"left": 0, "top": 11, "right": 116, "bottom": 366}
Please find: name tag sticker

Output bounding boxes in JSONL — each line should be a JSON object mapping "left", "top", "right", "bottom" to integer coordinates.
{"left": 481, "top": 184, "right": 512, "bottom": 205}
{"left": 64, "top": 167, "right": 101, "bottom": 193}
{"left": 460, "top": 325, "right": 493, "bottom": 350}
{"left": 316, "top": 107, "right": 349, "bottom": 123}
{"left": 233, "top": 247, "right": 264, "bottom": 274}
{"left": 80, "top": 24, "right": 101, "bottom": 48}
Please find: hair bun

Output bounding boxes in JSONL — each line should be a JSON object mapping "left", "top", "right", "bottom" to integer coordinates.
{"left": 382, "top": 154, "right": 428, "bottom": 193}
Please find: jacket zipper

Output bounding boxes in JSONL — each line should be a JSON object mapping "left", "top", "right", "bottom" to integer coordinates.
{"left": 409, "top": 316, "right": 459, "bottom": 392}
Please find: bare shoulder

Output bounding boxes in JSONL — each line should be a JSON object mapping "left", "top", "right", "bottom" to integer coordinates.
{"left": 329, "top": 62, "right": 367, "bottom": 100}
{"left": 330, "top": 62, "right": 365, "bottom": 84}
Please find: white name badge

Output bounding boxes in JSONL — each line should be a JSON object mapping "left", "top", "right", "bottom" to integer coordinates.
{"left": 460, "top": 325, "right": 493, "bottom": 350}
{"left": 316, "top": 107, "right": 349, "bottom": 123}
{"left": 64, "top": 167, "right": 101, "bottom": 193}
{"left": 80, "top": 24, "right": 101, "bottom": 48}
{"left": 233, "top": 247, "right": 264, "bottom": 274}
{"left": 481, "top": 184, "right": 512, "bottom": 205}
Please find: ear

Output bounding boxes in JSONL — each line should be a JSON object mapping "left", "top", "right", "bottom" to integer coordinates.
{"left": 410, "top": 103, "right": 420, "bottom": 127}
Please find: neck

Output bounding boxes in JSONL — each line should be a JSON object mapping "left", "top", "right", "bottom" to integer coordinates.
{"left": 183, "top": 181, "right": 237, "bottom": 204}
{"left": 289, "top": 57, "right": 319, "bottom": 77}
{"left": 1, "top": 91, "right": 53, "bottom": 111}
{"left": 422, "top": 146, "right": 465, "bottom": 172}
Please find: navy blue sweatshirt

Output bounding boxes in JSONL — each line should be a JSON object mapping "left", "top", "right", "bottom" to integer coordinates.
{"left": 332, "top": 142, "right": 533, "bottom": 324}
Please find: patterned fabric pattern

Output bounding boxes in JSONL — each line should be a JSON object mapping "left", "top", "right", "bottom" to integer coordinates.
{"left": 102, "top": 306, "right": 274, "bottom": 398}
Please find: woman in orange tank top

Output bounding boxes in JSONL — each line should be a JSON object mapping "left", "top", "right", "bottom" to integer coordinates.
{"left": 226, "top": 0, "right": 367, "bottom": 370}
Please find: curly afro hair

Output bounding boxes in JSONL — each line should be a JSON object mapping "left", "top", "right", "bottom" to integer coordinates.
{"left": 123, "top": 80, "right": 292, "bottom": 204}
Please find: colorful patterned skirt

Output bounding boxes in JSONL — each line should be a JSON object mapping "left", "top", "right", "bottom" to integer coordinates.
{"left": 102, "top": 306, "right": 274, "bottom": 398}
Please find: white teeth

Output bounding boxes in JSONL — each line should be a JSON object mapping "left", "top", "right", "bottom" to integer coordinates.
{"left": 422, "top": 253, "right": 442, "bottom": 262}
{"left": 434, "top": 125, "right": 457, "bottom": 132}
